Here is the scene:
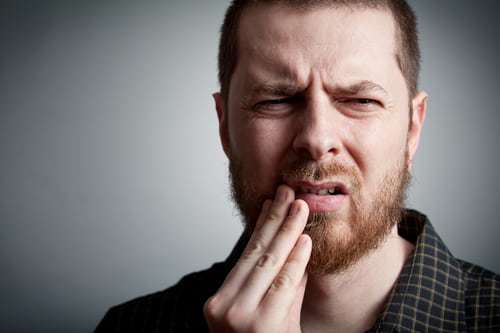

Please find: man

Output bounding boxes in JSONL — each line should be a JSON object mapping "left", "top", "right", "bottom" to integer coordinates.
{"left": 95, "top": 0, "right": 500, "bottom": 332}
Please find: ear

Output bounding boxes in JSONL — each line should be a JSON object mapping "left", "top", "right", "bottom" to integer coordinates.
{"left": 407, "top": 91, "right": 428, "bottom": 171}
{"left": 213, "top": 92, "right": 231, "bottom": 158}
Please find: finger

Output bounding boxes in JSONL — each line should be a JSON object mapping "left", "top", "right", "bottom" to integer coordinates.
{"left": 204, "top": 199, "right": 274, "bottom": 326}
{"left": 231, "top": 200, "right": 309, "bottom": 309}
{"left": 214, "top": 185, "right": 295, "bottom": 306}
{"left": 259, "top": 233, "right": 311, "bottom": 322}
{"left": 290, "top": 272, "right": 308, "bottom": 321}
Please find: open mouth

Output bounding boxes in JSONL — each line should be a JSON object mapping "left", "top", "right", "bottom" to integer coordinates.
{"left": 292, "top": 182, "right": 349, "bottom": 196}
{"left": 286, "top": 181, "right": 349, "bottom": 213}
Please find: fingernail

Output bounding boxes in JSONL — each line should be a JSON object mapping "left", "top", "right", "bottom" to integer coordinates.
{"left": 277, "top": 186, "right": 287, "bottom": 202}
{"left": 289, "top": 201, "right": 300, "bottom": 216}
{"left": 299, "top": 235, "right": 310, "bottom": 247}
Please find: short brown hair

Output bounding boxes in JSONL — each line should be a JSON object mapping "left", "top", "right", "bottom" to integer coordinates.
{"left": 218, "top": 0, "right": 420, "bottom": 102}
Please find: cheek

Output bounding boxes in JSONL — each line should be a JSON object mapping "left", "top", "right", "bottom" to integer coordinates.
{"left": 348, "top": 117, "right": 408, "bottom": 187}
{"left": 230, "top": 117, "right": 295, "bottom": 186}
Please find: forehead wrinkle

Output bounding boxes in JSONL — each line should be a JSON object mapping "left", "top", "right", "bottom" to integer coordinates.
{"left": 236, "top": 5, "right": 405, "bottom": 107}
{"left": 241, "top": 41, "right": 307, "bottom": 82}
{"left": 238, "top": 6, "right": 316, "bottom": 84}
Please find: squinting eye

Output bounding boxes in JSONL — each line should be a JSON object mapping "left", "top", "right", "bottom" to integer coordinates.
{"left": 354, "top": 99, "right": 374, "bottom": 104}
{"left": 337, "top": 98, "right": 381, "bottom": 109}
{"left": 260, "top": 99, "right": 287, "bottom": 106}
{"left": 254, "top": 98, "right": 293, "bottom": 112}
{"left": 343, "top": 98, "right": 377, "bottom": 105}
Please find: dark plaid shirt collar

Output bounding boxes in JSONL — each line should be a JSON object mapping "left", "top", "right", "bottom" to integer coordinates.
{"left": 228, "top": 209, "right": 468, "bottom": 332}
{"left": 368, "top": 209, "right": 467, "bottom": 332}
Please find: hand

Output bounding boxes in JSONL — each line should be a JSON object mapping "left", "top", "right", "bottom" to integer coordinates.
{"left": 204, "top": 185, "right": 311, "bottom": 333}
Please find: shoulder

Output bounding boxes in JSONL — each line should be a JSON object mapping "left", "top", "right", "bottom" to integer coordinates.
{"left": 459, "top": 259, "right": 500, "bottom": 287}
{"left": 459, "top": 259, "right": 500, "bottom": 299}
{"left": 457, "top": 259, "right": 500, "bottom": 330}
{"left": 94, "top": 262, "right": 227, "bottom": 333}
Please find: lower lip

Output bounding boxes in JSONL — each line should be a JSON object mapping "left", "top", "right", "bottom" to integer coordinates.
{"left": 295, "top": 193, "right": 347, "bottom": 213}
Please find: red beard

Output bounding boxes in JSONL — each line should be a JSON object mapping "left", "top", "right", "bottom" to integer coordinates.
{"left": 228, "top": 153, "right": 410, "bottom": 275}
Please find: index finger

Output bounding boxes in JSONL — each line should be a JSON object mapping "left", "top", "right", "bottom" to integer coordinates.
{"left": 216, "top": 185, "right": 295, "bottom": 302}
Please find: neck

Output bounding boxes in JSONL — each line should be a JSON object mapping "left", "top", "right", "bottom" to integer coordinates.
{"left": 301, "top": 225, "right": 414, "bottom": 333}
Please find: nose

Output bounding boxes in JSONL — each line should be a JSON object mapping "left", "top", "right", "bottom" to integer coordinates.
{"left": 292, "top": 93, "right": 342, "bottom": 161}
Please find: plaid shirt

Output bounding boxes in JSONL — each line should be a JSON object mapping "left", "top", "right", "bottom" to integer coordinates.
{"left": 95, "top": 210, "right": 500, "bottom": 332}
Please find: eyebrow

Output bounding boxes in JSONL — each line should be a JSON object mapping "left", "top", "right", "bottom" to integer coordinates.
{"left": 247, "top": 82, "right": 302, "bottom": 97}
{"left": 241, "top": 79, "right": 390, "bottom": 106}
{"left": 330, "top": 80, "right": 390, "bottom": 98}
{"left": 239, "top": 81, "right": 302, "bottom": 109}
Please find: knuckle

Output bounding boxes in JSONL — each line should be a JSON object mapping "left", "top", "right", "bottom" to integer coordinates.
{"left": 256, "top": 253, "right": 278, "bottom": 269}
{"left": 241, "top": 239, "right": 265, "bottom": 261}
{"left": 266, "top": 209, "right": 282, "bottom": 222}
{"left": 203, "top": 295, "right": 220, "bottom": 320}
{"left": 223, "top": 304, "right": 248, "bottom": 329}
{"left": 271, "top": 272, "right": 293, "bottom": 290}
{"left": 279, "top": 219, "right": 296, "bottom": 234}
{"left": 287, "top": 256, "right": 303, "bottom": 267}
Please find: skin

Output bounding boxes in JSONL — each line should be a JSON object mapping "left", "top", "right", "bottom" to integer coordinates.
{"left": 205, "top": 4, "right": 427, "bottom": 333}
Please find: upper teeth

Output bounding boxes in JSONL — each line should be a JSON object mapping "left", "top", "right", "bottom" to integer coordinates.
{"left": 299, "top": 187, "right": 337, "bottom": 195}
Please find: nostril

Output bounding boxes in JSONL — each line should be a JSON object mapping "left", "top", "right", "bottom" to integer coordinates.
{"left": 292, "top": 127, "right": 341, "bottom": 161}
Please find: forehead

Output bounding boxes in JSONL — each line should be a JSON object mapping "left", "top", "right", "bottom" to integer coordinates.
{"left": 235, "top": 4, "right": 400, "bottom": 87}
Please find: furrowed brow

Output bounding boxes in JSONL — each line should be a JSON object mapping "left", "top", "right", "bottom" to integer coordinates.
{"left": 332, "top": 80, "right": 389, "bottom": 98}
{"left": 240, "top": 82, "right": 302, "bottom": 108}
{"left": 248, "top": 82, "right": 302, "bottom": 97}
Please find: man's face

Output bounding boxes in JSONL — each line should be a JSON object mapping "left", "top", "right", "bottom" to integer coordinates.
{"left": 215, "top": 5, "right": 426, "bottom": 274}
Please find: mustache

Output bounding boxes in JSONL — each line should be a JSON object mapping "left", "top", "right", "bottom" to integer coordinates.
{"left": 279, "top": 159, "right": 361, "bottom": 189}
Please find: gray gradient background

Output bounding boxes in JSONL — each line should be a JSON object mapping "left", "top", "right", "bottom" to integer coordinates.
{"left": 1, "top": 1, "right": 499, "bottom": 332}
